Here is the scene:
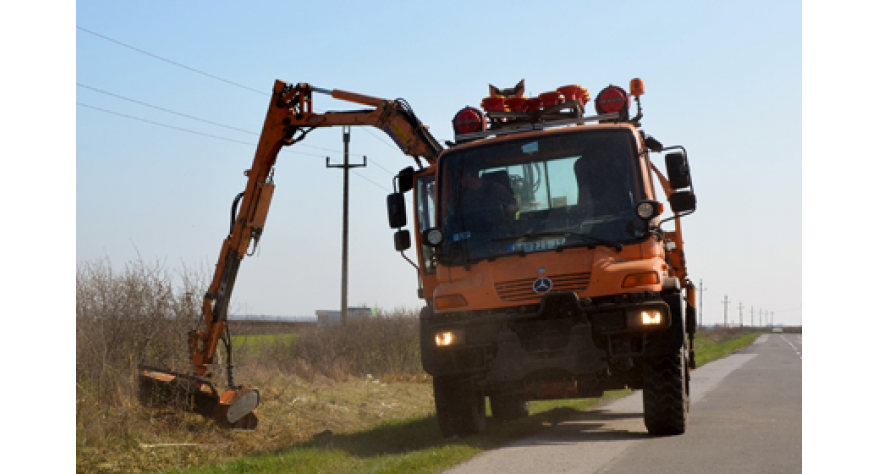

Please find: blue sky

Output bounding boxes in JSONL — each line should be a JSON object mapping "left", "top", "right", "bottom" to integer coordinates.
{"left": 76, "top": 0, "right": 803, "bottom": 325}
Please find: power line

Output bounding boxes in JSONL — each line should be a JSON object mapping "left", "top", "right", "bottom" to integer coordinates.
{"left": 77, "top": 102, "right": 389, "bottom": 192}
{"left": 77, "top": 26, "right": 403, "bottom": 174}
{"left": 77, "top": 82, "right": 257, "bottom": 136}
{"left": 77, "top": 102, "right": 257, "bottom": 146}
{"left": 76, "top": 25, "right": 267, "bottom": 96}
{"left": 76, "top": 82, "right": 396, "bottom": 170}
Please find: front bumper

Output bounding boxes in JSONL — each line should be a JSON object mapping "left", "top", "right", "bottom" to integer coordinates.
{"left": 421, "top": 291, "right": 678, "bottom": 380}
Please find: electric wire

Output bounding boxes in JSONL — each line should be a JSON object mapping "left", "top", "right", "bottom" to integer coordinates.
{"left": 77, "top": 102, "right": 258, "bottom": 147}
{"left": 77, "top": 82, "right": 256, "bottom": 136}
{"left": 77, "top": 25, "right": 405, "bottom": 154}
{"left": 76, "top": 82, "right": 383, "bottom": 161}
{"left": 77, "top": 102, "right": 389, "bottom": 192}
{"left": 77, "top": 26, "right": 267, "bottom": 96}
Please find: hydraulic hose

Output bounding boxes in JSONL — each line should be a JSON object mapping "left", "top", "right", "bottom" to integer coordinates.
{"left": 230, "top": 192, "right": 245, "bottom": 236}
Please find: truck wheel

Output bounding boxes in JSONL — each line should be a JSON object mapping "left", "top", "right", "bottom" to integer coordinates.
{"left": 490, "top": 394, "right": 529, "bottom": 421}
{"left": 642, "top": 347, "right": 690, "bottom": 435}
{"left": 433, "top": 376, "right": 486, "bottom": 438}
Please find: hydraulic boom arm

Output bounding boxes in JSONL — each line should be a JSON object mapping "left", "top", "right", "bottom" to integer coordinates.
{"left": 141, "top": 80, "right": 442, "bottom": 430}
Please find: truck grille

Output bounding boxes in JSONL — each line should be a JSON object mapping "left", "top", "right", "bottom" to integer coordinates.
{"left": 495, "top": 273, "right": 591, "bottom": 302}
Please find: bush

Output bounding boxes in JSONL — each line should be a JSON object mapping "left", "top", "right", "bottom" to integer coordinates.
{"left": 259, "top": 308, "right": 423, "bottom": 380}
{"left": 77, "top": 257, "right": 425, "bottom": 449}
{"left": 76, "top": 257, "right": 203, "bottom": 446}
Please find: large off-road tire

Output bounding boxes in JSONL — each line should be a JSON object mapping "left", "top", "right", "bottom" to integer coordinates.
{"left": 433, "top": 376, "right": 486, "bottom": 438}
{"left": 489, "top": 394, "right": 529, "bottom": 421}
{"left": 642, "top": 347, "right": 690, "bottom": 435}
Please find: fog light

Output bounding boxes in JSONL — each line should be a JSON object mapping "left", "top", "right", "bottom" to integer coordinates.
{"left": 626, "top": 307, "right": 668, "bottom": 329}
{"left": 435, "top": 330, "right": 463, "bottom": 347}
{"left": 641, "top": 310, "right": 663, "bottom": 325}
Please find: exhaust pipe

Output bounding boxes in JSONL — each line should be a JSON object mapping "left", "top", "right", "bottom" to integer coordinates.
{"left": 138, "top": 365, "right": 259, "bottom": 430}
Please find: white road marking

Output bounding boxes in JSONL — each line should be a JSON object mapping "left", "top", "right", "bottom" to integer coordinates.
{"left": 443, "top": 349, "right": 761, "bottom": 474}
{"left": 779, "top": 334, "right": 801, "bottom": 359}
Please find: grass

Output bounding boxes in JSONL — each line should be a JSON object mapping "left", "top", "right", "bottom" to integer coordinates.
{"left": 162, "top": 330, "right": 759, "bottom": 474}
{"left": 692, "top": 329, "right": 761, "bottom": 366}
{"left": 177, "top": 391, "right": 634, "bottom": 474}
{"left": 230, "top": 333, "right": 299, "bottom": 356}
{"left": 75, "top": 259, "right": 760, "bottom": 474}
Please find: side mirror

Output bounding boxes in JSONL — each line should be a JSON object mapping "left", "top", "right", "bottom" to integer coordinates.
{"left": 669, "top": 191, "right": 697, "bottom": 213}
{"left": 665, "top": 152, "right": 691, "bottom": 190}
{"left": 397, "top": 167, "right": 415, "bottom": 193}
{"left": 387, "top": 193, "right": 407, "bottom": 228}
{"left": 394, "top": 230, "right": 411, "bottom": 251}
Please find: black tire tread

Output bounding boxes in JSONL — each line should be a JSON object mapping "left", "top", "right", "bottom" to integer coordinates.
{"left": 642, "top": 349, "right": 689, "bottom": 435}
{"left": 434, "top": 376, "right": 486, "bottom": 438}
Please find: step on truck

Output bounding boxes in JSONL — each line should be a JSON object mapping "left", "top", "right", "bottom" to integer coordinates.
{"left": 386, "top": 79, "right": 698, "bottom": 437}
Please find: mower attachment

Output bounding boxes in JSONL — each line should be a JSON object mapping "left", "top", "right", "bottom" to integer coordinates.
{"left": 138, "top": 365, "right": 259, "bottom": 430}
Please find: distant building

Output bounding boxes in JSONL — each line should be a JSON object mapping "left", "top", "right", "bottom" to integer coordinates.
{"left": 315, "top": 307, "right": 376, "bottom": 326}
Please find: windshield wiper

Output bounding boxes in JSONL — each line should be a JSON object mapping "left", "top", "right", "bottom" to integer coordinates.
{"left": 492, "top": 232, "right": 623, "bottom": 252}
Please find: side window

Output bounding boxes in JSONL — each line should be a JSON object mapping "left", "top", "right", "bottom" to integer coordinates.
{"left": 416, "top": 175, "right": 436, "bottom": 274}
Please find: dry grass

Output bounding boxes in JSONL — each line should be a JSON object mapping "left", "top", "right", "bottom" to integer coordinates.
{"left": 254, "top": 312, "right": 422, "bottom": 380}
{"left": 76, "top": 258, "right": 430, "bottom": 473}
{"left": 76, "top": 257, "right": 204, "bottom": 450}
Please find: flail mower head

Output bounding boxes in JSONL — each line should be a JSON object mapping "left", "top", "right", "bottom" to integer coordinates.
{"left": 138, "top": 365, "right": 260, "bottom": 430}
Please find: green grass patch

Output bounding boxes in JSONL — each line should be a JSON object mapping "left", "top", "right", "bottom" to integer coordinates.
{"left": 231, "top": 333, "right": 299, "bottom": 356}
{"left": 177, "top": 391, "right": 634, "bottom": 474}
{"left": 693, "top": 331, "right": 760, "bottom": 367}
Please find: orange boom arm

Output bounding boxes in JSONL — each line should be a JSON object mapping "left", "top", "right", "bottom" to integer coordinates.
{"left": 143, "top": 80, "right": 442, "bottom": 430}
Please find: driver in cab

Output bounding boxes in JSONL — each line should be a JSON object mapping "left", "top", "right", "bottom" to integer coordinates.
{"left": 460, "top": 168, "right": 518, "bottom": 223}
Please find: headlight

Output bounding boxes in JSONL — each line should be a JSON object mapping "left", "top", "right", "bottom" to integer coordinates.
{"left": 423, "top": 228, "right": 444, "bottom": 246}
{"left": 434, "top": 329, "right": 464, "bottom": 347}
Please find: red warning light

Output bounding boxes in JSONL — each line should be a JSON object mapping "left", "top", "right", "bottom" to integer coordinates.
{"left": 452, "top": 106, "right": 487, "bottom": 135}
{"left": 595, "top": 85, "right": 630, "bottom": 115}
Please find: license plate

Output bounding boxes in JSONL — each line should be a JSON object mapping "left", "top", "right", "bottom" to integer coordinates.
{"left": 509, "top": 237, "right": 565, "bottom": 253}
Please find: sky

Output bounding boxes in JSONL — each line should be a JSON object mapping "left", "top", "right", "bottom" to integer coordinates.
{"left": 74, "top": 0, "right": 804, "bottom": 326}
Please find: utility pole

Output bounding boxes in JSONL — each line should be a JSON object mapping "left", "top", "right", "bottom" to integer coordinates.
{"left": 738, "top": 301, "right": 744, "bottom": 327}
{"left": 722, "top": 294, "right": 730, "bottom": 328}
{"left": 751, "top": 306, "right": 755, "bottom": 327}
{"left": 326, "top": 126, "right": 367, "bottom": 325}
{"left": 698, "top": 279, "right": 708, "bottom": 328}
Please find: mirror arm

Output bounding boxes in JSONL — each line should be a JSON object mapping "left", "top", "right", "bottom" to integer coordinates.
{"left": 649, "top": 161, "right": 674, "bottom": 200}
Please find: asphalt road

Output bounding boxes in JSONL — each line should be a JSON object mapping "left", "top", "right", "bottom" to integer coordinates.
{"left": 444, "top": 334, "right": 802, "bottom": 474}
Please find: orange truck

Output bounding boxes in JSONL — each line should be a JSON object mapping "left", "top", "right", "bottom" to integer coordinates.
{"left": 139, "top": 78, "right": 697, "bottom": 438}
{"left": 387, "top": 79, "right": 698, "bottom": 437}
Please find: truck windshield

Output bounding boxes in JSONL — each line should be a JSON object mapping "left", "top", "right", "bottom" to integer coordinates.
{"left": 437, "top": 129, "right": 644, "bottom": 264}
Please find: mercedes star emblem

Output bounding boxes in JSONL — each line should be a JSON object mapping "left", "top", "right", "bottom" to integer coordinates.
{"left": 533, "top": 277, "right": 553, "bottom": 293}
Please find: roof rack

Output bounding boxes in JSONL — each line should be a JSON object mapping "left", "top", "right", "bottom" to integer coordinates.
{"left": 454, "top": 111, "right": 620, "bottom": 143}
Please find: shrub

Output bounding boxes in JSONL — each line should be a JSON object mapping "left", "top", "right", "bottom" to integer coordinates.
{"left": 260, "top": 308, "right": 423, "bottom": 380}
{"left": 76, "top": 257, "right": 203, "bottom": 446}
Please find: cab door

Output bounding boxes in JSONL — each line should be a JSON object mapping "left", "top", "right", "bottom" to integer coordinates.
{"left": 413, "top": 168, "right": 438, "bottom": 300}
